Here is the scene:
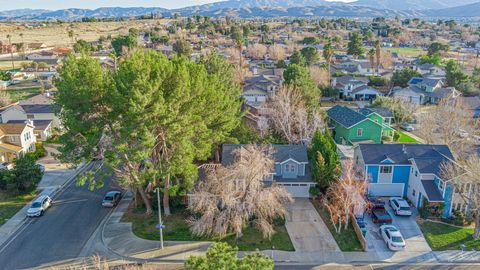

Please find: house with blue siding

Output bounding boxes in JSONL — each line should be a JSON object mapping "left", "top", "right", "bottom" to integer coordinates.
{"left": 354, "top": 143, "right": 458, "bottom": 218}
{"left": 221, "top": 144, "right": 315, "bottom": 198}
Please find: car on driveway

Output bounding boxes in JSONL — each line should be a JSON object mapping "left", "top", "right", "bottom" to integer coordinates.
{"left": 389, "top": 197, "right": 412, "bottom": 216}
{"left": 400, "top": 123, "right": 414, "bottom": 132}
{"left": 379, "top": 225, "right": 406, "bottom": 251}
{"left": 27, "top": 195, "right": 52, "bottom": 217}
{"left": 102, "top": 191, "right": 122, "bottom": 207}
{"left": 371, "top": 204, "right": 393, "bottom": 224}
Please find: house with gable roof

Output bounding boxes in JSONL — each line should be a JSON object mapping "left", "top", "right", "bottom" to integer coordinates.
{"left": 354, "top": 143, "right": 459, "bottom": 218}
{"left": 326, "top": 105, "right": 394, "bottom": 145}
{"left": 221, "top": 144, "right": 315, "bottom": 198}
{"left": 393, "top": 77, "right": 460, "bottom": 105}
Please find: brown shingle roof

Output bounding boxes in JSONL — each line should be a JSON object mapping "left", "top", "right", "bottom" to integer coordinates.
{"left": 0, "top": 123, "right": 27, "bottom": 135}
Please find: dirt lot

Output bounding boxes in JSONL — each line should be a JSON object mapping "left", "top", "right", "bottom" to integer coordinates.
{"left": 0, "top": 19, "right": 172, "bottom": 47}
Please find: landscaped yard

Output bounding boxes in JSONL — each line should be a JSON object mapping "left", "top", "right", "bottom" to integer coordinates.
{"left": 394, "top": 130, "right": 418, "bottom": 143}
{"left": 419, "top": 220, "right": 480, "bottom": 251}
{"left": 311, "top": 199, "right": 363, "bottom": 252}
{"left": 121, "top": 204, "right": 295, "bottom": 251}
{"left": 0, "top": 191, "right": 37, "bottom": 226}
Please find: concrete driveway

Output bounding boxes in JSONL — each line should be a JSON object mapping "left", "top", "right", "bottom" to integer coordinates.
{"left": 285, "top": 199, "right": 340, "bottom": 252}
{"left": 365, "top": 201, "right": 431, "bottom": 253}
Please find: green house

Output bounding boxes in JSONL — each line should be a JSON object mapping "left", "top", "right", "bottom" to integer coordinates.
{"left": 326, "top": 105, "right": 394, "bottom": 145}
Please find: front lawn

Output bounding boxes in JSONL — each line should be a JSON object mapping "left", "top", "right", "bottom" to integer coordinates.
{"left": 0, "top": 191, "right": 37, "bottom": 226}
{"left": 419, "top": 221, "right": 480, "bottom": 251}
{"left": 394, "top": 130, "right": 418, "bottom": 143}
{"left": 5, "top": 87, "right": 42, "bottom": 102}
{"left": 121, "top": 205, "right": 295, "bottom": 251}
{"left": 385, "top": 47, "right": 426, "bottom": 57}
{"left": 311, "top": 199, "right": 363, "bottom": 251}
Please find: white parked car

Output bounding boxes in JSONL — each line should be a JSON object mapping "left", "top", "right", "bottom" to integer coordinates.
{"left": 380, "top": 225, "right": 406, "bottom": 251}
{"left": 26, "top": 195, "right": 52, "bottom": 217}
{"left": 389, "top": 197, "right": 412, "bottom": 216}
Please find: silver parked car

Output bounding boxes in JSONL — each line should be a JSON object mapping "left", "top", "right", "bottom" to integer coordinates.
{"left": 27, "top": 195, "right": 52, "bottom": 217}
{"left": 400, "top": 122, "right": 414, "bottom": 132}
{"left": 389, "top": 197, "right": 412, "bottom": 216}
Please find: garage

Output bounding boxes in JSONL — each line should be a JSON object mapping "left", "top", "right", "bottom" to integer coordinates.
{"left": 368, "top": 183, "right": 404, "bottom": 197}
{"left": 279, "top": 183, "right": 311, "bottom": 198}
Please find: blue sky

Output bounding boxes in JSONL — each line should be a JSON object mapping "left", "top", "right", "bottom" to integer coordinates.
{"left": 0, "top": 0, "right": 354, "bottom": 11}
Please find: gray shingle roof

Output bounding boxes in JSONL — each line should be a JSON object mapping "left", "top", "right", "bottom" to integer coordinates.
{"left": 421, "top": 180, "right": 444, "bottom": 202}
{"left": 7, "top": 119, "right": 52, "bottom": 131}
{"left": 327, "top": 105, "right": 367, "bottom": 128}
{"left": 358, "top": 144, "right": 455, "bottom": 176}
{"left": 221, "top": 144, "right": 308, "bottom": 166}
{"left": 20, "top": 104, "right": 54, "bottom": 114}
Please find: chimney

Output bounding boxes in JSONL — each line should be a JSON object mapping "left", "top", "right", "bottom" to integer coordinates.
{"left": 25, "top": 119, "right": 34, "bottom": 127}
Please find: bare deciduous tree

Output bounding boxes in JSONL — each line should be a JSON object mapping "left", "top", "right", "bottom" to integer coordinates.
{"left": 417, "top": 98, "right": 475, "bottom": 157}
{"left": 0, "top": 91, "right": 12, "bottom": 107}
{"left": 268, "top": 44, "right": 286, "bottom": 61}
{"left": 188, "top": 145, "right": 293, "bottom": 239}
{"left": 441, "top": 155, "right": 480, "bottom": 238}
{"left": 324, "top": 161, "right": 369, "bottom": 233}
{"left": 247, "top": 43, "right": 267, "bottom": 60}
{"left": 262, "top": 86, "right": 325, "bottom": 144}
{"left": 309, "top": 66, "right": 330, "bottom": 88}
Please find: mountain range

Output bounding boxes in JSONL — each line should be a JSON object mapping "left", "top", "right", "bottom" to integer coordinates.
{"left": 0, "top": 0, "right": 479, "bottom": 20}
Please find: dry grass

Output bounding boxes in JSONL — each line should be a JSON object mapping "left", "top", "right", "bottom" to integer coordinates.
{"left": 0, "top": 19, "right": 172, "bottom": 47}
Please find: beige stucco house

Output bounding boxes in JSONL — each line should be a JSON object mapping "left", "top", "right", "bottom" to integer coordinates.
{"left": 0, "top": 121, "right": 36, "bottom": 164}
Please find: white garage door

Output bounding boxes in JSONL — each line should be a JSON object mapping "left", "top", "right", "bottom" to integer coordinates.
{"left": 369, "top": 183, "right": 404, "bottom": 197}
{"left": 279, "top": 183, "right": 311, "bottom": 198}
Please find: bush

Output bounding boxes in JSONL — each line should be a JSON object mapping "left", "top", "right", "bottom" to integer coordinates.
{"left": 393, "top": 132, "right": 400, "bottom": 142}
{"left": 28, "top": 142, "right": 47, "bottom": 160}
{"left": 0, "top": 169, "right": 13, "bottom": 190}
{"left": 9, "top": 155, "right": 43, "bottom": 194}
{"left": 273, "top": 216, "right": 286, "bottom": 226}
{"left": 309, "top": 186, "right": 321, "bottom": 197}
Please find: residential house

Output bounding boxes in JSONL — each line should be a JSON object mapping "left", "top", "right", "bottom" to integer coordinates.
{"left": 327, "top": 105, "right": 394, "bottom": 145}
{"left": 393, "top": 77, "right": 460, "bottom": 105}
{"left": 332, "top": 76, "right": 368, "bottom": 99}
{"left": 221, "top": 144, "right": 315, "bottom": 198}
{"left": 27, "top": 43, "right": 47, "bottom": 51}
{"left": 243, "top": 68, "right": 283, "bottom": 107}
{"left": 354, "top": 144, "right": 459, "bottom": 218}
{"left": 0, "top": 121, "right": 36, "bottom": 164}
{"left": 412, "top": 63, "right": 446, "bottom": 77}
{"left": 26, "top": 51, "right": 58, "bottom": 60}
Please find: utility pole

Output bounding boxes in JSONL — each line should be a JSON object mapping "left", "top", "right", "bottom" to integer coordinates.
{"left": 156, "top": 187, "right": 164, "bottom": 249}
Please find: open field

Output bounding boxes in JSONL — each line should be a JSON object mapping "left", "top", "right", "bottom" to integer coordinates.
{"left": 386, "top": 47, "right": 426, "bottom": 57}
{"left": 0, "top": 19, "right": 171, "bottom": 48}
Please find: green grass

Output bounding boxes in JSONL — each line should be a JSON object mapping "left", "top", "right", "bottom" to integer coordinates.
{"left": 386, "top": 47, "right": 426, "bottom": 57}
{"left": 5, "top": 87, "right": 42, "bottom": 102}
{"left": 311, "top": 199, "right": 364, "bottom": 251}
{"left": 0, "top": 191, "right": 37, "bottom": 226}
{"left": 394, "top": 130, "right": 418, "bottom": 143}
{"left": 121, "top": 206, "right": 295, "bottom": 251}
{"left": 419, "top": 221, "right": 480, "bottom": 251}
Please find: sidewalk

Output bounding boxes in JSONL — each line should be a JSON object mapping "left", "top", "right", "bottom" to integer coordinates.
{"left": 102, "top": 193, "right": 211, "bottom": 262}
{"left": 102, "top": 196, "right": 480, "bottom": 265}
{"left": 0, "top": 161, "right": 88, "bottom": 248}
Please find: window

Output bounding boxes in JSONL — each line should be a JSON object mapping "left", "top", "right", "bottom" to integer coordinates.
{"left": 412, "top": 189, "right": 416, "bottom": 196}
{"left": 27, "top": 114, "right": 34, "bottom": 119}
{"left": 284, "top": 164, "right": 295, "bottom": 173}
{"left": 415, "top": 171, "right": 418, "bottom": 177}
{"left": 380, "top": 166, "right": 392, "bottom": 174}
{"left": 357, "top": 128, "right": 363, "bottom": 137}
{"left": 438, "top": 180, "right": 446, "bottom": 192}
{"left": 24, "top": 132, "right": 31, "bottom": 141}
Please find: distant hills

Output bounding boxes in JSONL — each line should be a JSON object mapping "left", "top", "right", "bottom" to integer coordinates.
{"left": 0, "top": 0, "right": 480, "bottom": 21}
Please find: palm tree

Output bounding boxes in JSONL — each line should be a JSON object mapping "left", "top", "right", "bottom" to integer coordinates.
{"left": 323, "top": 42, "right": 334, "bottom": 86}
{"left": 6, "top": 34, "right": 14, "bottom": 70}
{"left": 368, "top": 48, "right": 376, "bottom": 75}
{"left": 375, "top": 40, "right": 381, "bottom": 73}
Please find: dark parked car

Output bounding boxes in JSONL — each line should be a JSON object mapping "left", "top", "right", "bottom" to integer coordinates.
{"left": 371, "top": 204, "right": 393, "bottom": 224}
{"left": 102, "top": 191, "right": 122, "bottom": 207}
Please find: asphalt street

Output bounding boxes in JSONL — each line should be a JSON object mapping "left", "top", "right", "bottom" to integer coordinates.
{"left": 0, "top": 164, "right": 118, "bottom": 270}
